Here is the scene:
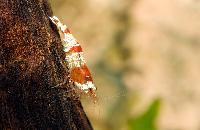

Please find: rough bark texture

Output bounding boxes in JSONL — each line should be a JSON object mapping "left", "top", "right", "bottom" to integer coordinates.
{"left": 0, "top": 0, "right": 93, "bottom": 130}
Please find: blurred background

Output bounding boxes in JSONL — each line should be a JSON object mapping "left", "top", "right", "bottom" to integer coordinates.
{"left": 50, "top": 0, "right": 200, "bottom": 130}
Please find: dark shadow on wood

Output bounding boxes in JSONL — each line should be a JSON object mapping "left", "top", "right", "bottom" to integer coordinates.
{"left": 0, "top": 0, "right": 93, "bottom": 129}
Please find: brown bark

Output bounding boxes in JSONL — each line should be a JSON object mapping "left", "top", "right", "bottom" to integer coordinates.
{"left": 0, "top": 0, "right": 93, "bottom": 130}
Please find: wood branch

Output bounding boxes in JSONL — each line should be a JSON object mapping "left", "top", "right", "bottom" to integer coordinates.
{"left": 0, "top": 0, "right": 93, "bottom": 129}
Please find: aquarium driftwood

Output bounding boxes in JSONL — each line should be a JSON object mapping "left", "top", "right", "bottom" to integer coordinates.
{"left": 0, "top": 0, "right": 93, "bottom": 129}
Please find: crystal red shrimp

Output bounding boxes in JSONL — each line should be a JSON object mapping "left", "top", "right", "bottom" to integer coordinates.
{"left": 49, "top": 16, "right": 96, "bottom": 97}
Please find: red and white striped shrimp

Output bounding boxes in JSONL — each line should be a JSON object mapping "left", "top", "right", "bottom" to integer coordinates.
{"left": 49, "top": 16, "right": 96, "bottom": 97}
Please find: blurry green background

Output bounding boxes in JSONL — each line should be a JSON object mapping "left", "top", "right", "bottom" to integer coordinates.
{"left": 50, "top": 0, "right": 200, "bottom": 130}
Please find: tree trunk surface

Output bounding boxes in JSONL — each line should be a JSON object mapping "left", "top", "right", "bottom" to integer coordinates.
{"left": 0, "top": 0, "right": 93, "bottom": 130}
